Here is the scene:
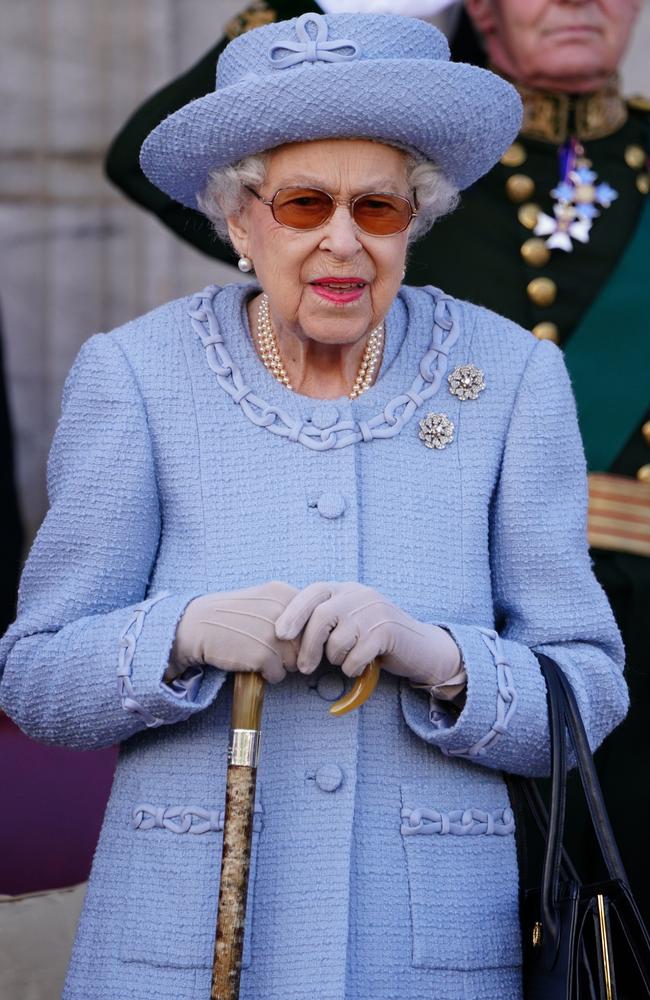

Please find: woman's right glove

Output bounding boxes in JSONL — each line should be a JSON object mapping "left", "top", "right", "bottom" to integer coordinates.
{"left": 166, "top": 581, "right": 300, "bottom": 685}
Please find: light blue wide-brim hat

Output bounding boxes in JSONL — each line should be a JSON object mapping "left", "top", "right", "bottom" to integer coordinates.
{"left": 140, "top": 12, "right": 522, "bottom": 210}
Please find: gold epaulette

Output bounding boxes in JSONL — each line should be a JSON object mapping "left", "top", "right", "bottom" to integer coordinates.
{"left": 627, "top": 94, "right": 650, "bottom": 114}
{"left": 225, "top": 0, "right": 277, "bottom": 40}
{"left": 588, "top": 473, "right": 650, "bottom": 558}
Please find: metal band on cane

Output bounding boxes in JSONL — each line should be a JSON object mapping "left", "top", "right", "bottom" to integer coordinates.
{"left": 228, "top": 728, "right": 261, "bottom": 767}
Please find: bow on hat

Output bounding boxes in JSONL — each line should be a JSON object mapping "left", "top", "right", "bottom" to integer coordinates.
{"left": 268, "top": 13, "right": 360, "bottom": 69}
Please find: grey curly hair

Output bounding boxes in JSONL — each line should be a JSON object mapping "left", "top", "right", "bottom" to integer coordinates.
{"left": 197, "top": 146, "right": 459, "bottom": 245}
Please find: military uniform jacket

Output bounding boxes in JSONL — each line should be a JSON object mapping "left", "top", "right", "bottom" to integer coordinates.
{"left": 0, "top": 283, "right": 626, "bottom": 1000}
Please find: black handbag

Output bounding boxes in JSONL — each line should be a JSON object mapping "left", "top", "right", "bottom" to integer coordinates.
{"left": 513, "top": 653, "right": 650, "bottom": 1000}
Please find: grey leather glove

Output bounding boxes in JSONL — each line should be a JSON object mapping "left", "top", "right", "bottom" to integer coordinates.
{"left": 275, "top": 581, "right": 466, "bottom": 699}
{"left": 167, "top": 581, "right": 300, "bottom": 685}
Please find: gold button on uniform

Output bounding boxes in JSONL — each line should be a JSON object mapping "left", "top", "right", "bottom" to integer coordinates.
{"left": 527, "top": 277, "right": 557, "bottom": 307}
{"left": 625, "top": 144, "right": 646, "bottom": 170}
{"left": 521, "top": 238, "right": 551, "bottom": 267}
{"left": 506, "top": 174, "right": 535, "bottom": 203}
{"left": 501, "top": 141, "right": 527, "bottom": 168}
{"left": 637, "top": 465, "right": 650, "bottom": 484}
{"left": 532, "top": 322, "right": 559, "bottom": 343}
{"left": 637, "top": 173, "right": 650, "bottom": 195}
{"left": 518, "top": 203, "right": 541, "bottom": 230}
{"left": 642, "top": 420, "right": 650, "bottom": 445}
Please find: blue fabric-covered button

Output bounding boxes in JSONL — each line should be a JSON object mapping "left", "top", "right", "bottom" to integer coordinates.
{"left": 315, "top": 764, "right": 344, "bottom": 792}
{"left": 310, "top": 404, "right": 339, "bottom": 430}
{"left": 316, "top": 672, "right": 345, "bottom": 702}
{"left": 316, "top": 492, "right": 346, "bottom": 519}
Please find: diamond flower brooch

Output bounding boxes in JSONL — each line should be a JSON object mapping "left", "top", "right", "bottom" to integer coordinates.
{"left": 447, "top": 364, "right": 486, "bottom": 401}
{"left": 418, "top": 364, "right": 485, "bottom": 450}
{"left": 418, "top": 413, "right": 455, "bottom": 449}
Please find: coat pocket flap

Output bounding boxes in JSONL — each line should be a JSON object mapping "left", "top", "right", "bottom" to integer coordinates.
{"left": 119, "top": 799, "right": 263, "bottom": 970}
{"left": 400, "top": 783, "right": 521, "bottom": 971}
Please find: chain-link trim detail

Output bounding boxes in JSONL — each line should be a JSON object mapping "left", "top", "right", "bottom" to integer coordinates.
{"left": 401, "top": 805, "right": 514, "bottom": 837}
{"left": 188, "top": 285, "right": 460, "bottom": 451}
{"left": 132, "top": 803, "right": 264, "bottom": 835}
{"left": 117, "top": 592, "right": 172, "bottom": 728}
{"left": 441, "top": 628, "right": 518, "bottom": 760}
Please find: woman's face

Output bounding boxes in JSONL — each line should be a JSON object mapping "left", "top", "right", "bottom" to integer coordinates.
{"left": 466, "top": 0, "right": 641, "bottom": 93}
{"left": 227, "top": 138, "right": 411, "bottom": 348}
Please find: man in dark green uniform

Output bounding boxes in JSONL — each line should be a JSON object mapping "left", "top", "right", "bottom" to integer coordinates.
{"left": 439, "top": 5, "right": 650, "bottom": 961}
{"left": 105, "top": 0, "right": 649, "bottom": 948}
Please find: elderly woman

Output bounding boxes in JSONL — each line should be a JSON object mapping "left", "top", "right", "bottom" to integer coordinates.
{"left": 0, "top": 12, "right": 627, "bottom": 1000}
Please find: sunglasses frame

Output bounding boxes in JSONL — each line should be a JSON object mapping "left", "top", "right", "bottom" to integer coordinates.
{"left": 245, "top": 185, "right": 417, "bottom": 237}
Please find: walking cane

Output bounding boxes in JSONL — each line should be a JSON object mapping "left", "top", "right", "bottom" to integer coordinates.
{"left": 210, "top": 659, "right": 380, "bottom": 1000}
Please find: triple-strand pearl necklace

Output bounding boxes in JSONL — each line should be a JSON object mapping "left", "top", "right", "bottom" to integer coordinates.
{"left": 255, "top": 293, "right": 384, "bottom": 400}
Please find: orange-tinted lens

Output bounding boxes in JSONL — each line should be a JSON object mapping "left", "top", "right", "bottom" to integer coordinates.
{"left": 271, "top": 188, "right": 334, "bottom": 229}
{"left": 352, "top": 194, "right": 413, "bottom": 235}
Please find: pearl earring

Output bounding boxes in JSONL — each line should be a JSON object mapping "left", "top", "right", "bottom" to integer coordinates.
{"left": 238, "top": 256, "right": 254, "bottom": 273}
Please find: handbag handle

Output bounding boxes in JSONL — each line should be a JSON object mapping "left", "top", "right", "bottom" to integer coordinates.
{"left": 534, "top": 654, "right": 630, "bottom": 954}
{"left": 518, "top": 778, "right": 581, "bottom": 883}
{"left": 536, "top": 657, "right": 568, "bottom": 952}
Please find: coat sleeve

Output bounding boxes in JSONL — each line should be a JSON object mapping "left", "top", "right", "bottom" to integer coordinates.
{"left": 0, "top": 333, "right": 226, "bottom": 749}
{"left": 400, "top": 338, "right": 628, "bottom": 777}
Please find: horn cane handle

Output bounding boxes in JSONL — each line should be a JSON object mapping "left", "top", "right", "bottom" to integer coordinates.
{"left": 329, "top": 658, "right": 380, "bottom": 717}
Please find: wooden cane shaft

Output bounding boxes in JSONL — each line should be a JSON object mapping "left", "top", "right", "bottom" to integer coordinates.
{"left": 211, "top": 673, "right": 265, "bottom": 1000}
{"left": 231, "top": 672, "right": 264, "bottom": 730}
{"left": 211, "top": 762, "right": 258, "bottom": 1000}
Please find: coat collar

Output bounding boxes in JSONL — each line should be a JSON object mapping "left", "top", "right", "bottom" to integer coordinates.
{"left": 187, "top": 282, "right": 461, "bottom": 451}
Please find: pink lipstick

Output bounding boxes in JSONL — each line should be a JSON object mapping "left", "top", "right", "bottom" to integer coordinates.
{"left": 310, "top": 276, "right": 368, "bottom": 304}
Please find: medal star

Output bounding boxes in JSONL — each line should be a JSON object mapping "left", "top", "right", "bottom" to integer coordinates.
{"left": 542, "top": 150, "right": 618, "bottom": 253}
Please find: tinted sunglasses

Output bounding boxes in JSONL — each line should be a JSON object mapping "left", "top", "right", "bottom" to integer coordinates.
{"left": 245, "top": 185, "right": 417, "bottom": 236}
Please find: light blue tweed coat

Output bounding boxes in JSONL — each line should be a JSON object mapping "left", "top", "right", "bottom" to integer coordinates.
{"left": 0, "top": 283, "right": 627, "bottom": 1000}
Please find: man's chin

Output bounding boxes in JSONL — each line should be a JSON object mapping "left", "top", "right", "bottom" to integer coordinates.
{"left": 522, "top": 53, "right": 612, "bottom": 94}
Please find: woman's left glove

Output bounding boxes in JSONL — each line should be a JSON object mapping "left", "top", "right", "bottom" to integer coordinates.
{"left": 275, "top": 582, "right": 466, "bottom": 700}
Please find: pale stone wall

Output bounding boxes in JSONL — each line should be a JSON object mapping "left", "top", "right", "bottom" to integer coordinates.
{"left": 622, "top": 0, "right": 650, "bottom": 96}
{"left": 1, "top": 0, "right": 649, "bottom": 538}
{"left": 2, "top": 0, "right": 244, "bottom": 539}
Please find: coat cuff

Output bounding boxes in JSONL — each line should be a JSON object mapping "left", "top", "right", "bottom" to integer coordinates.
{"left": 400, "top": 625, "right": 518, "bottom": 761}
{"left": 117, "top": 591, "right": 225, "bottom": 728}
